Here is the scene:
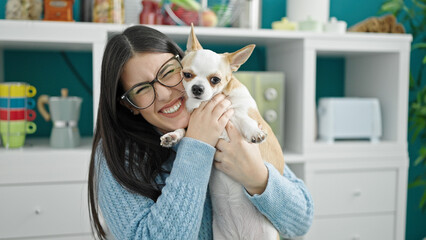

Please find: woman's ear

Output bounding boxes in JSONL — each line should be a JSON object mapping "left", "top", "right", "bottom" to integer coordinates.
{"left": 120, "top": 99, "right": 139, "bottom": 115}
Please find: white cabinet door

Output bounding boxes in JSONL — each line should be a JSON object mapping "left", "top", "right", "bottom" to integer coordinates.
{"left": 305, "top": 214, "right": 395, "bottom": 240}
{"left": 0, "top": 183, "right": 91, "bottom": 239}
{"left": 309, "top": 168, "right": 397, "bottom": 216}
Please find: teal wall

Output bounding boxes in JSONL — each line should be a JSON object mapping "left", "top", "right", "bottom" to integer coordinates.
{"left": 1, "top": 0, "right": 425, "bottom": 239}
{"left": 3, "top": 51, "right": 93, "bottom": 137}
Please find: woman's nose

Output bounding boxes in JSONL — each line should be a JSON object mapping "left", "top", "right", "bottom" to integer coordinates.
{"left": 154, "top": 82, "right": 172, "bottom": 102}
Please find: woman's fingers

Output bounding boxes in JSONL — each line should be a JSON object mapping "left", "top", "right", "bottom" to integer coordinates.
{"left": 185, "top": 93, "right": 237, "bottom": 146}
{"left": 218, "top": 108, "right": 234, "bottom": 129}
{"left": 224, "top": 121, "right": 242, "bottom": 141}
{"left": 216, "top": 138, "right": 227, "bottom": 152}
{"left": 214, "top": 150, "right": 224, "bottom": 162}
{"left": 203, "top": 94, "right": 226, "bottom": 112}
{"left": 196, "top": 101, "right": 208, "bottom": 111}
{"left": 212, "top": 98, "right": 232, "bottom": 119}
{"left": 186, "top": 94, "right": 234, "bottom": 146}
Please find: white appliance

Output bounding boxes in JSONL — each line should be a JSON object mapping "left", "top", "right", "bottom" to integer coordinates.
{"left": 317, "top": 97, "right": 382, "bottom": 143}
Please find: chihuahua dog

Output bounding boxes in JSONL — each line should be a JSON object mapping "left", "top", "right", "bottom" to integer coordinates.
{"left": 161, "top": 25, "right": 284, "bottom": 240}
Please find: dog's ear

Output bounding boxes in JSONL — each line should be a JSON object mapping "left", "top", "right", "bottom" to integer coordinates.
{"left": 186, "top": 23, "right": 203, "bottom": 54}
{"left": 226, "top": 44, "right": 255, "bottom": 72}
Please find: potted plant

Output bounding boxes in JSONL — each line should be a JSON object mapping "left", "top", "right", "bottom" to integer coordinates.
{"left": 379, "top": 0, "right": 426, "bottom": 212}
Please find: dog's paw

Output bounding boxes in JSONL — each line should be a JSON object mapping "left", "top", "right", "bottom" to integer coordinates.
{"left": 160, "top": 133, "right": 180, "bottom": 147}
{"left": 249, "top": 129, "right": 268, "bottom": 144}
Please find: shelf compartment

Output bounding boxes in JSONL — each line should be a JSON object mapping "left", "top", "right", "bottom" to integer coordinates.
{"left": 312, "top": 51, "right": 408, "bottom": 147}
{"left": 267, "top": 36, "right": 411, "bottom": 154}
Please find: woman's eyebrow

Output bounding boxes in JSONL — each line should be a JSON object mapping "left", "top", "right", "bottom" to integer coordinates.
{"left": 129, "top": 79, "right": 151, "bottom": 89}
{"left": 158, "top": 63, "right": 173, "bottom": 76}
{"left": 128, "top": 61, "right": 171, "bottom": 89}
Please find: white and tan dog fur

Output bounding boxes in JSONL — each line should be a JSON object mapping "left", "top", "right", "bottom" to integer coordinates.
{"left": 160, "top": 26, "right": 284, "bottom": 240}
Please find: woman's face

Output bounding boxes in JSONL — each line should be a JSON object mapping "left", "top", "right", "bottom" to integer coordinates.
{"left": 121, "top": 52, "right": 190, "bottom": 134}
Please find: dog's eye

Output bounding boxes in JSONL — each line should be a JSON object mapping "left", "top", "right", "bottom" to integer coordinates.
{"left": 183, "top": 72, "right": 192, "bottom": 78}
{"left": 210, "top": 77, "right": 221, "bottom": 84}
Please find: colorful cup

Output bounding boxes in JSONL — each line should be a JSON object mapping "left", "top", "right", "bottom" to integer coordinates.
{"left": 0, "top": 98, "right": 36, "bottom": 109}
{"left": 0, "top": 120, "right": 37, "bottom": 134}
{"left": 0, "top": 120, "right": 36, "bottom": 148}
{"left": 0, "top": 82, "right": 37, "bottom": 98}
{"left": 0, "top": 109, "right": 36, "bottom": 121}
{"left": 1, "top": 133, "right": 27, "bottom": 148}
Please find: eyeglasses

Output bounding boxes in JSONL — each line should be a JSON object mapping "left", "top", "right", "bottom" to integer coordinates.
{"left": 121, "top": 55, "right": 183, "bottom": 109}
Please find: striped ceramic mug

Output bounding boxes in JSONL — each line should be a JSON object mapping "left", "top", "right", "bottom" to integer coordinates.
{"left": 0, "top": 82, "right": 37, "bottom": 98}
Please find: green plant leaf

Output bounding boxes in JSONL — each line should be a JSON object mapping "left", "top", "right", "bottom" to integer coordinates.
{"left": 403, "top": 5, "right": 414, "bottom": 18}
{"left": 413, "top": 43, "right": 426, "bottom": 49}
{"left": 417, "top": 64, "right": 425, "bottom": 87}
{"left": 409, "top": 178, "right": 426, "bottom": 188}
{"left": 423, "top": 55, "right": 426, "bottom": 64}
{"left": 413, "top": 0, "right": 426, "bottom": 9}
{"left": 414, "top": 153, "right": 426, "bottom": 166}
{"left": 411, "top": 127, "right": 420, "bottom": 143}
{"left": 410, "top": 72, "right": 416, "bottom": 89}
{"left": 420, "top": 191, "right": 426, "bottom": 211}
{"left": 415, "top": 115, "right": 426, "bottom": 125}
{"left": 378, "top": 0, "right": 404, "bottom": 14}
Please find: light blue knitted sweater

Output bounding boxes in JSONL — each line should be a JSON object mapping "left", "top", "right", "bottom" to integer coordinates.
{"left": 96, "top": 137, "right": 313, "bottom": 240}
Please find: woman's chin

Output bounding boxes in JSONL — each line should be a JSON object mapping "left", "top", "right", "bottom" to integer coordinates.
{"left": 172, "top": 118, "right": 189, "bottom": 131}
{"left": 159, "top": 117, "right": 189, "bottom": 134}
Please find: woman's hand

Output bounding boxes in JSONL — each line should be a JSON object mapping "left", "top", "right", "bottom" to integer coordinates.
{"left": 186, "top": 94, "right": 234, "bottom": 147}
{"left": 214, "top": 122, "right": 268, "bottom": 195}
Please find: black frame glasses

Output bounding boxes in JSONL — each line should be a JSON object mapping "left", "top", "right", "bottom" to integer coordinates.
{"left": 121, "top": 55, "right": 183, "bottom": 109}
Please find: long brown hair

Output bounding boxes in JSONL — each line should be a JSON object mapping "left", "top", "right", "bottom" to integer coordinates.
{"left": 88, "top": 25, "right": 185, "bottom": 239}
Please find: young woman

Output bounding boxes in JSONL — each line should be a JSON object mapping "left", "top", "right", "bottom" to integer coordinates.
{"left": 88, "top": 25, "right": 314, "bottom": 240}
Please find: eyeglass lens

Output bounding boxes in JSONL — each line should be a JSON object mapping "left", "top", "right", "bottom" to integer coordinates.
{"left": 127, "top": 57, "right": 182, "bottom": 109}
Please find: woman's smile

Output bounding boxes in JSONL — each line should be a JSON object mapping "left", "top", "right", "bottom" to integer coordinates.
{"left": 159, "top": 97, "right": 185, "bottom": 117}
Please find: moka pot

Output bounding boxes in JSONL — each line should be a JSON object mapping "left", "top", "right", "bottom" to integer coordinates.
{"left": 37, "top": 89, "right": 82, "bottom": 148}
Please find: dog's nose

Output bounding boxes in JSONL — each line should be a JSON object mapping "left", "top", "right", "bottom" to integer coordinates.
{"left": 192, "top": 85, "right": 204, "bottom": 96}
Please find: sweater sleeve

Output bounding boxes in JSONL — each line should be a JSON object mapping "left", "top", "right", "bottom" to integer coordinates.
{"left": 96, "top": 137, "right": 215, "bottom": 240}
{"left": 245, "top": 162, "right": 314, "bottom": 238}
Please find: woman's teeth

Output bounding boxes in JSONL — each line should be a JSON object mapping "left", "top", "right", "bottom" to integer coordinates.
{"left": 162, "top": 100, "right": 182, "bottom": 114}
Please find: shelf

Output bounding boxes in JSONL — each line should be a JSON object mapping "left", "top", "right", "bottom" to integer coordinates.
{"left": 0, "top": 137, "right": 406, "bottom": 168}
{"left": 308, "top": 140, "right": 408, "bottom": 158}
{"left": 0, "top": 20, "right": 412, "bottom": 50}
{"left": 0, "top": 137, "right": 92, "bottom": 152}
{"left": 0, "top": 137, "right": 304, "bottom": 164}
{"left": 0, "top": 20, "right": 107, "bottom": 51}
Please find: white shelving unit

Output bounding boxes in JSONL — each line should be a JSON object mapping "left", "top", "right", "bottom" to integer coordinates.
{"left": 0, "top": 20, "right": 411, "bottom": 240}
{"left": 0, "top": 138, "right": 92, "bottom": 239}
